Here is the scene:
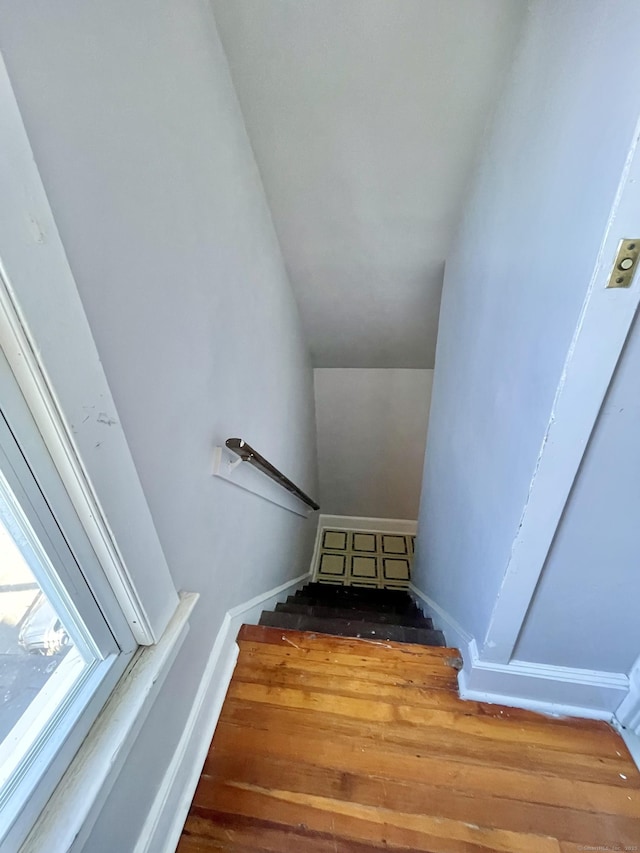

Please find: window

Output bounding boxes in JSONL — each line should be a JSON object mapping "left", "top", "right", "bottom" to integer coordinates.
{"left": 0, "top": 349, "right": 136, "bottom": 849}
{"left": 0, "top": 58, "right": 180, "bottom": 847}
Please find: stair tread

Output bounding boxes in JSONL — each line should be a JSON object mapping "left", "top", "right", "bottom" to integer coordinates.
{"left": 276, "top": 602, "right": 433, "bottom": 628}
{"left": 289, "top": 594, "right": 421, "bottom": 615}
{"left": 259, "top": 610, "right": 446, "bottom": 647}
{"left": 238, "top": 623, "right": 460, "bottom": 661}
{"left": 303, "top": 582, "right": 411, "bottom": 598}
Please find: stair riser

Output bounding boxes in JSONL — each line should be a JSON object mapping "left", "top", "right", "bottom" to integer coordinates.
{"left": 288, "top": 594, "right": 421, "bottom": 615}
{"left": 259, "top": 611, "right": 446, "bottom": 647}
{"left": 303, "top": 583, "right": 412, "bottom": 599}
{"left": 276, "top": 602, "right": 433, "bottom": 629}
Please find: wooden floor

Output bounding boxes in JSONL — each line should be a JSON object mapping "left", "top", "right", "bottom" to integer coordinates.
{"left": 178, "top": 625, "right": 640, "bottom": 852}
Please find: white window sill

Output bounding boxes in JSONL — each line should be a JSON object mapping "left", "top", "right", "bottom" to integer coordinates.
{"left": 19, "top": 592, "right": 199, "bottom": 853}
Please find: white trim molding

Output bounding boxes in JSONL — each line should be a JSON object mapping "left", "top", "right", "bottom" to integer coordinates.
{"left": 616, "top": 656, "right": 640, "bottom": 732}
{"left": 0, "top": 51, "right": 178, "bottom": 643}
{"left": 134, "top": 570, "right": 312, "bottom": 853}
{"left": 613, "top": 656, "right": 640, "bottom": 772}
{"left": 614, "top": 722, "right": 640, "bottom": 774}
{"left": 317, "top": 514, "right": 417, "bottom": 535}
{"left": 481, "top": 117, "right": 640, "bottom": 664}
{"left": 460, "top": 640, "right": 627, "bottom": 720}
{"left": 21, "top": 593, "right": 199, "bottom": 853}
{"left": 409, "top": 582, "right": 472, "bottom": 655}
{"left": 411, "top": 582, "right": 627, "bottom": 721}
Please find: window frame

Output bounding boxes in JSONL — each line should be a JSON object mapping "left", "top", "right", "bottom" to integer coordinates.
{"left": 0, "top": 47, "right": 181, "bottom": 849}
{"left": 0, "top": 347, "right": 136, "bottom": 848}
{"left": 0, "top": 49, "right": 178, "bottom": 647}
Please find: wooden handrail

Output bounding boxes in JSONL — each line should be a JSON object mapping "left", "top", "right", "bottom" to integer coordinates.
{"left": 225, "top": 438, "right": 319, "bottom": 511}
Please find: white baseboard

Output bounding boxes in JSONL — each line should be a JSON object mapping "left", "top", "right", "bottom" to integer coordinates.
{"left": 134, "top": 570, "right": 312, "bottom": 853}
{"left": 409, "top": 583, "right": 471, "bottom": 653}
{"left": 614, "top": 721, "right": 640, "bottom": 772}
{"left": 131, "top": 616, "right": 238, "bottom": 853}
{"left": 410, "top": 582, "right": 628, "bottom": 721}
{"left": 318, "top": 514, "right": 417, "bottom": 535}
{"left": 615, "top": 655, "right": 640, "bottom": 731}
{"left": 460, "top": 639, "right": 627, "bottom": 720}
{"left": 612, "top": 654, "right": 640, "bottom": 771}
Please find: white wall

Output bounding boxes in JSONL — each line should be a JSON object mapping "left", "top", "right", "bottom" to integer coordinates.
{"left": 0, "top": 1, "right": 318, "bottom": 849}
{"left": 314, "top": 369, "right": 431, "bottom": 519}
{"left": 213, "top": 0, "right": 525, "bottom": 368}
{"left": 515, "top": 309, "right": 640, "bottom": 674}
{"left": 414, "top": 0, "right": 640, "bottom": 648}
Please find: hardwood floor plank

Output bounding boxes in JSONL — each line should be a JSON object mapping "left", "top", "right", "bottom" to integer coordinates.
{"left": 238, "top": 646, "right": 459, "bottom": 683}
{"left": 179, "top": 625, "right": 640, "bottom": 852}
{"left": 176, "top": 832, "right": 229, "bottom": 852}
{"left": 209, "top": 714, "right": 640, "bottom": 812}
{"left": 236, "top": 637, "right": 622, "bottom": 729}
{"left": 558, "top": 843, "right": 640, "bottom": 853}
{"left": 194, "top": 780, "right": 563, "bottom": 853}
{"left": 237, "top": 624, "right": 461, "bottom": 662}
{"left": 233, "top": 656, "right": 461, "bottom": 698}
{"left": 180, "top": 812, "right": 417, "bottom": 853}
{"left": 395, "top": 703, "right": 627, "bottom": 758}
{"left": 230, "top": 660, "right": 624, "bottom": 757}
{"left": 198, "top": 750, "right": 640, "bottom": 846}
{"left": 222, "top": 683, "right": 636, "bottom": 775}
{"left": 215, "top": 710, "right": 633, "bottom": 791}
{"left": 232, "top": 655, "right": 622, "bottom": 735}
{"left": 237, "top": 645, "right": 460, "bottom": 687}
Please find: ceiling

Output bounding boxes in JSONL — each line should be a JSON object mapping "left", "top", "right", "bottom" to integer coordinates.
{"left": 212, "top": 0, "right": 525, "bottom": 367}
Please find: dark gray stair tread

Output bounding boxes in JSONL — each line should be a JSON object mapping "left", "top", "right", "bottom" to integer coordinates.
{"left": 299, "top": 584, "right": 415, "bottom": 610}
{"left": 259, "top": 610, "right": 446, "bottom": 647}
{"left": 297, "top": 585, "right": 417, "bottom": 608}
{"left": 276, "top": 602, "right": 432, "bottom": 629}
{"left": 301, "top": 595, "right": 417, "bottom": 612}
{"left": 288, "top": 594, "right": 421, "bottom": 615}
{"left": 303, "top": 583, "right": 411, "bottom": 600}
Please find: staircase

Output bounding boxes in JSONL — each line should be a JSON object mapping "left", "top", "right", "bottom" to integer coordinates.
{"left": 258, "top": 581, "right": 446, "bottom": 647}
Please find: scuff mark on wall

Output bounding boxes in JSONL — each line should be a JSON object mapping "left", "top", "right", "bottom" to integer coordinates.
{"left": 96, "top": 412, "right": 117, "bottom": 426}
{"left": 26, "top": 212, "right": 45, "bottom": 244}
